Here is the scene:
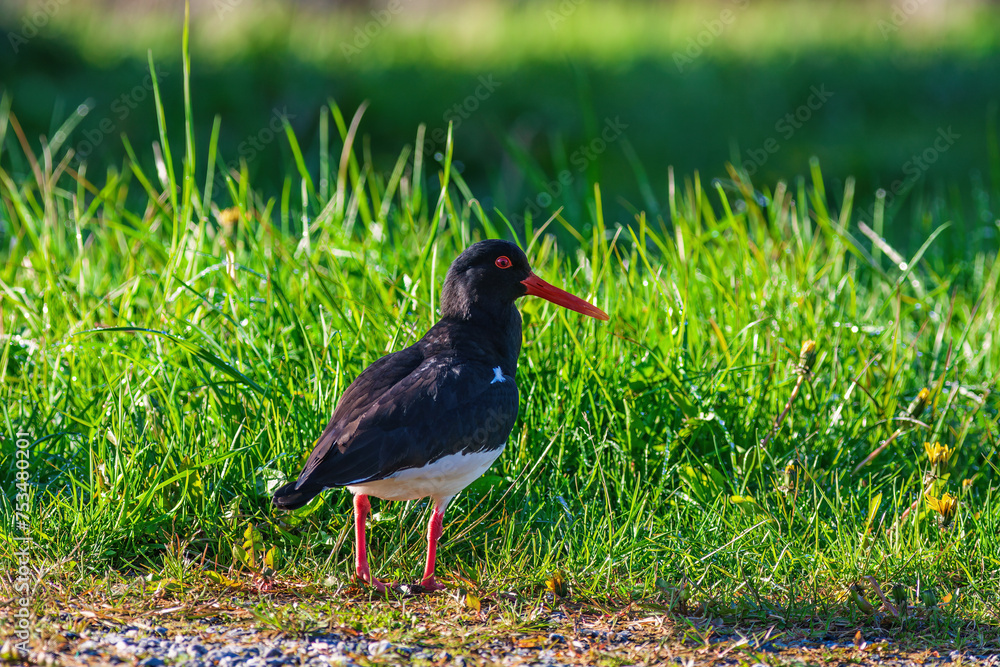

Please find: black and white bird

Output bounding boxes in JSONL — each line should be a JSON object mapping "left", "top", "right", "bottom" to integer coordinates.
{"left": 272, "top": 239, "right": 608, "bottom": 591}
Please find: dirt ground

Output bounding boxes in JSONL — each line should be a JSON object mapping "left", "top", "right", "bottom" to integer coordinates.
{"left": 5, "top": 586, "right": 1000, "bottom": 667}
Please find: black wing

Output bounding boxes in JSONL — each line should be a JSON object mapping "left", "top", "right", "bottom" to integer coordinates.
{"left": 293, "top": 349, "right": 518, "bottom": 491}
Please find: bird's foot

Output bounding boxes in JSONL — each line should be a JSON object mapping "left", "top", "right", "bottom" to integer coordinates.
{"left": 418, "top": 576, "right": 446, "bottom": 592}
{"left": 355, "top": 569, "right": 387, "bottom": 593}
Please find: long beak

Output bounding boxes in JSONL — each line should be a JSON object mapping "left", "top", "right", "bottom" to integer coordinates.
{"left": 521, "top": 273, "right": 609, "bottom": 321}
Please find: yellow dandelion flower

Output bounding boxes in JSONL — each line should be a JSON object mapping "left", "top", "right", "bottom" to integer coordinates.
{"left": 923, "top": 441, "right": 952, "bottom": 467}
{"left": 925, "top": 492, "right": 957, "bottom": 528}
{"left": 797, "top": 340, "right": 817, "bottom": 374}
{"left": 545, "top": 571, "right": 569, "bottom": 597}
{"left": 782, "top": 460, "right": 798, "bottom": 492}
{"left": 218, "top": 206, "right": 240, "bottom": 231}
{"left": 906, "top": 388, "right": 931, "bottom": 419}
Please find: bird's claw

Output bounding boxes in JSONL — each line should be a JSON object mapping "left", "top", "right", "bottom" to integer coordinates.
{"left": 419, "top": 577, "right": 446, "bottom": 592}
{"left": 355, "top": 570, "right": 387, "bottom": 593}
{"left": 355, "top": 569, "right": 444, "bottom": 594}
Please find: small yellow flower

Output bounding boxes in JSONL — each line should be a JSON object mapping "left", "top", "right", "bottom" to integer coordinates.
{"left": 782, "top": 460, "right": 798, "bottom": 493}
{"left": 962, "top": 478, "right": 973, "bottom": 492}
{"left": 923, "top": 441, "right": 952, "bottom": 468}
{"left": 906, "top": 388, "right": 931, "bottom": 419}
{"left": 218, "top": 206, "right": 240, "bottom": 232}
{"left": 925, "top": 492, "right": 958, "bottom": 528}
{"left": 545, "top": 571, "right": 569, "bottom": 597}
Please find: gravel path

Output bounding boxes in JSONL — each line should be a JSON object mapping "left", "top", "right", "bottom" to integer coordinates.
{"left": 14, "top": 618, "right": 1000, "bottom": 667}
{"left": 18, "top": 622, "right": 641, "bottom": 667}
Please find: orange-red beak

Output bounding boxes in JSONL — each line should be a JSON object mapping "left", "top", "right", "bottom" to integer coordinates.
{"left": 521, "top": 273, "right": 609, "bottom": 321}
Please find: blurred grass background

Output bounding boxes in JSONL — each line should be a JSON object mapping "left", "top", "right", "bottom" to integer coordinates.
{"left": 2, "top": 0, "right": 999, "bottom": 250}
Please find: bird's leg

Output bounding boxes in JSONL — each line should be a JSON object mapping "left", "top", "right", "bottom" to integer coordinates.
{"left": 420, "top": 496, "right": 452, "bottom": 591}
{"left": 353, "top": 494, "right": 386, "bottom": 592}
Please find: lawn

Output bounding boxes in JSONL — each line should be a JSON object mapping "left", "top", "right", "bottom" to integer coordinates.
{"left": 2, "top": 1, "right": 1000, "bottom": 663}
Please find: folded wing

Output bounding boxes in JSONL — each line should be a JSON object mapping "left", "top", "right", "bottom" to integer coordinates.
{"left": 292, "top": 346, "right": 518, "bottom": 494}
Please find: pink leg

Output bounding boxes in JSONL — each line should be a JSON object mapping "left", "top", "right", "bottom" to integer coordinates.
{"left": 353, "top": 494, "right": 386, "bottom": 592}
{"left": 420, "top": 498, "right": 451, "bottom": 591}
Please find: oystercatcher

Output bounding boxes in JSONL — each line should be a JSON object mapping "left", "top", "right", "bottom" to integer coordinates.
{"left": 272, "top": 239, "right": 607, "bottom": 591}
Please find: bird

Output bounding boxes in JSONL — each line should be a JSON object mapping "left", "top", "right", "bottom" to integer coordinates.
{"left": 272, "top": 239, "right": 608, "bottom": 592}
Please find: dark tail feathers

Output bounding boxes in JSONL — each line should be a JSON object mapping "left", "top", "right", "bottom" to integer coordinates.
{"left": 272, "top": 480, "right": 321, "bottom": 510}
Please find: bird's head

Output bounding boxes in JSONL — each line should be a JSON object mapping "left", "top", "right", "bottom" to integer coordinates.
{"left": 441, "top": 239, "right": 608, "bottom": 322}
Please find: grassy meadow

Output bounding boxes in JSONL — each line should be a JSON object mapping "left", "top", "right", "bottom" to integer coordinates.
{"left": 1, "top": 0, "right": 1000, "bottom": 650}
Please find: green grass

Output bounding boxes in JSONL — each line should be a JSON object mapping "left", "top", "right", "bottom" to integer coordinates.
{"left": 1, "top": 34, "right": 999, "bottom": 638}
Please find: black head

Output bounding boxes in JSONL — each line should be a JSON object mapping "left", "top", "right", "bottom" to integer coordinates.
{"left": 441, "top": 240, "right": 531, "bottom": 320}
{"left": 441, "top": 239, "right": 608, "bottom": 322}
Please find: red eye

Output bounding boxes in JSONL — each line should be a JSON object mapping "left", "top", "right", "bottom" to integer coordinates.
{"left": 495, "top": 256, "right": 512, "bottom": 269}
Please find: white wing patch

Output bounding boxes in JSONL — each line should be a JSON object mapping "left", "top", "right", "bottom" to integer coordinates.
{"left": 491, "top": 366, "right": 506, "bottom": 384}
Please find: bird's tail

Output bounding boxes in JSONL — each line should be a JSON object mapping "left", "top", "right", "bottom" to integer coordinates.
{"left": 271, "top": 480, "right": 321, "bottom": 510}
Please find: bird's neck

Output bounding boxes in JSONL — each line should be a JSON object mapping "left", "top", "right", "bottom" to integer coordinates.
{"left": 426, "top": 305, "right": 522, "bottom": 371}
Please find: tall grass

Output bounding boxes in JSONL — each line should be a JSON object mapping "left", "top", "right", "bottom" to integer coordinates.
{"left": 1, "top": 44, "right": 998, "bottom": 623}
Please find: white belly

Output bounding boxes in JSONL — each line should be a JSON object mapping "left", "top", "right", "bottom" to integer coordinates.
{"left": 347, "top": 444, "right": 505, "bottom": 502}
